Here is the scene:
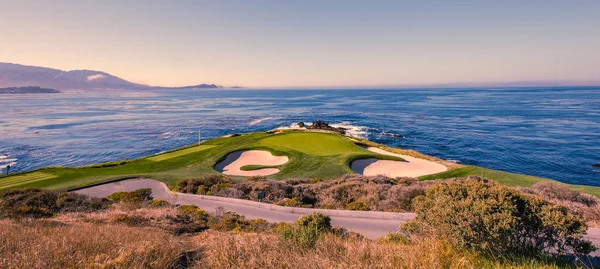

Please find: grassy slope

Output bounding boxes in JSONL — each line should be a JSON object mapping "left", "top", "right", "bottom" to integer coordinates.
{"left": 0, "top": 131, "right": 397, "bottom": 190}
{"left": 2, "top": 130, "right": 600, "bottom": 197}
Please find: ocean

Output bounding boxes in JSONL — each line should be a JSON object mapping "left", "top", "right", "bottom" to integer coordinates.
{"left": 0, "top": 87, "right": 599, "bottom": 186}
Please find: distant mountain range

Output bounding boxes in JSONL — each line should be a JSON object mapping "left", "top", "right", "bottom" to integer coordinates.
{"left": 0, "top": 62, "right": 225, "bottom": 90}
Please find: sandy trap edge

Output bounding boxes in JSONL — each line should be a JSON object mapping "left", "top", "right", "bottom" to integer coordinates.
{"left": 215, "top": 150, "right": 289, "bottom": 176}
{"left": 351, "top": 147, "right": 448, "bottom": 178}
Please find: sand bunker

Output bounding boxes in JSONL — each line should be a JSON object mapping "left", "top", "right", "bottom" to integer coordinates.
{"left": 351, "top": 147, "right": 447, "bottom": 178}
{"left": 215, "top": 150, "right": 289, "bottom": 176}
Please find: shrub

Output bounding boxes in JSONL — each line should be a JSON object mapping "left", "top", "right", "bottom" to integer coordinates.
{"left": 245, "top": 218, "right": 272, "bottom": 233}
{"left": 310, "top": 178, "right": 324, "bottom": 184}
{"left": 295, "top": 213, "right": 331, "bottom": 231}
{"left": 178, "top": 175, "right": 229, "bottom": 194}
{"left": 530, "top": 181, "right": 598, "bottom": 206}
{"left": 208, "top": 210, "right": 273, "bottom": 232}
{"left": 276, "top": 197, "right": 303, "bottom": 207}
{"left": 280, "top": 225, "right": 322, "bottom": 250}
{"left": 149, "top": 200, "right": 171, "bottom": 208}
{"left": 0, "top": 189, "right": 110, "bottom": 218}
{"left": 209, "top": 213, "right": 243, "bottom": 231}
{"left": 111, "top": 214, "right": 148, "bottom": 226}
{"left": 247, "top": 176, "right": 266, "bottom": 181}
{"left": 377, "top": 232, "right": 410, "bottom": 244}
{"left": 403, "top": 177, "right": 595, "bottom": 257}
{"left": 196, "top": 185, "right": 208, "bottom": 195}
{"left": 344, "top": 201, "right": 369, "bottom": 211}
{"left": 106, "top": 191, "right": 128, "bottom": 202}
{"left": 107, "top": 188, "right": 153, "bottom": 203}
{"left": 177, "top": 205, "right": 209, "bottom": 225}
{"left": 82, "top": 160, "right": 129, "bottom": 168}
{"left": 210, "top": 183, "right": 232, "bottom": 194}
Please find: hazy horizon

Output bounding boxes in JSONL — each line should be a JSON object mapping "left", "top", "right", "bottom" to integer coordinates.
{"left": 1, "top": 1, "right": 599, "bottom": 88}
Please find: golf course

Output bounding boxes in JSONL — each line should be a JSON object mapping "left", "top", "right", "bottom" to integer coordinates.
{"left": 2, "top": 129, "right": 600, "bottom": 197}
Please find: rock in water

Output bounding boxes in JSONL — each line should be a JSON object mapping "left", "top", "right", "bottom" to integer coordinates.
{"left": 307, "top": 120, "right": 346, "bottom": 134}
{"left": 593, "top": 164, "right": 600, "bottom": 168}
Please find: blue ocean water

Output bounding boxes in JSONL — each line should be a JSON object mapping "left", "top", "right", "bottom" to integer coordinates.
{"left": 0, "top": 87, "right": 599, "bottom": 186}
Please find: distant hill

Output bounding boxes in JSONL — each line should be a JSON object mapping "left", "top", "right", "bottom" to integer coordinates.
{"left": 156, "top": 84, "right": 221, "bottom": 90}
{"left": 0, "top": 62, "right": 223, "bottom": 90}
{"left": 0, "top": 86, "right": 60, "bottom": 94}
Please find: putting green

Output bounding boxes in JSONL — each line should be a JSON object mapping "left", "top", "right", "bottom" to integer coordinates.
{"left": 259, "top": 132, "right": 364, "bottom": 156}
{"left": 2, "top": 130, "right": 600, "bottom": 199}
{"left": 147, "top": 145, "right": 216, "bottom": 162}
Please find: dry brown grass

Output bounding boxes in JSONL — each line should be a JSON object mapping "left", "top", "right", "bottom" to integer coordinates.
{"left": 194, "top": 230, "right": 475, "bottom": 269}
{"left": 0, "top": 204, "right": 568, "bottom": 269}
{"left": 0, "top": 219, "right": 191, "bottom": 269}
{"left": 192, "top": 231, "right": 564, "bottom": 269}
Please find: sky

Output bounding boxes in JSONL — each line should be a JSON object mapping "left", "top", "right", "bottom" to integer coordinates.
{"left": 1, "top": 0, "right": 599, "bottom": 88}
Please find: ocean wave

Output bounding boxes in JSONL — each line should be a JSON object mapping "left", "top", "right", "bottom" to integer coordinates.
{"left": 329, "top": 122, "right": 369, "bottom": 138}
{"left": 0, "top": 155, "right": 17, "bottom": 169}
{"left": 275, "top": 121, "right": 369, "bottom": 138}
{"left": 276, "top": 122, "right": 308, "bottom": 130}
{"left": 249, "top": 117, "right": 280, "bottom": 126}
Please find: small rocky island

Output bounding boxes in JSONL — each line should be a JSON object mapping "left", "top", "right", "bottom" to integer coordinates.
{"left": 0, "top": 86, "right": 61, "bottom": 94}
{"left": 300, "top": 120, "right": 347, "bottom": 134}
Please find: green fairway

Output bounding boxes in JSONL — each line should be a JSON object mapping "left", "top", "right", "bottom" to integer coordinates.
{"left": 1, "top": 129, "right": 600, "bottom": 198}
{"left": 259, "top": 132, "right": 363, "bottom": 156}
{"left": 147, "top": 145, "right": 216, "bottom": 161}
{"left": 0, "top": 172, "right": 57, "bottom": 190}
{"left": 0, "top": 131, "right": 391, "bottom": 190}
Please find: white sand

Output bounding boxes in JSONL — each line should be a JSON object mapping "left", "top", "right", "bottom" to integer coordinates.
{"left": 215, "top": 150, "right": 289, "bottom": 176}
{"left": 351, "top": 147, "right": 447, "bottom": 178}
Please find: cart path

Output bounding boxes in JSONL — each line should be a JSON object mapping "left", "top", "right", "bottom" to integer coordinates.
{"left": 74, "top": 178, "right": 600, "bottom": 258}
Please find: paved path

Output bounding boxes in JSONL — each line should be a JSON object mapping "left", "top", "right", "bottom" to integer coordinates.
{"left": 74, "top": 178, "right": 600, "bottom": 257}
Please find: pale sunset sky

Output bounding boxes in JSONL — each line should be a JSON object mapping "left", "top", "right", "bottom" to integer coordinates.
{"left": 1, "top": 0, "right": 599, "bottom": 88}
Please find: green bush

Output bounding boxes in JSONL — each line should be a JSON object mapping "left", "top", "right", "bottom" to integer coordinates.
{"left": 207, "top": 210, "right": 272, "bottom": 232}
{"left": 80, "top": 160, "right": 129, "bottom": 169}
{"left": 177, "top": 205, "right": 209, "bottom": 225}
{"left": 0, "top": 189, "right": 111, "bottom": 218}
{"left": 276, "top": 197, "right": 303, "bottom": 207}
{"left": 280, "top": 225, "right": 322, "bottom": 250}
{"left": 402, "top": 178, "right": 595, "bottom": 256}
{"left": 247, "top": 176, "right": 266, "bottom": 181}
{"left": 107, "top": 188, "right": 153, "bottom": 203}
{"left": 210, "top": 183, "right": 232, "bottom": 194}
{"left": 377, "top": 232, "right": 410, "bottom": 244}
{"left": 196, "top": 185, "right": 208, "bottom": 195}
{"left": 309, "top": 178, "right": 324, "bottom": 184}
{"left": 111, "top": 214, "right": 148, "bottom": 226}
{"left": 245, "top": 218, "right": 272, "bottom": 233}
{"left": 295, "top": 213, "right": 331, "bottom": 231}
{"left": 178, "top": 175, "right": 230, "bottom": 194}
{"left": 149, "top": 200, "right": 171, "bottom": 208}
{"left": 209, "top": 213, "right": 243, "bottom": 231}
{"left": 344, "top": 201, "right": 369, "bottom": 211}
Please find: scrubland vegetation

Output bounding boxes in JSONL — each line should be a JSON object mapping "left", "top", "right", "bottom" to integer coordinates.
{"left": 177, "top": 174, "right": 600, "bottom": 227}
{"left": 2, "top": 176, "right": 600, "bottom": 268}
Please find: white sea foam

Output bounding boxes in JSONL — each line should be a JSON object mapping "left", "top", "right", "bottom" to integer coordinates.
{"left": 249, "top": 117, "right": 279, "bottom": 126}
{"left": 275, "top": 121, "right": 369, "bottom": 138}
{"left": 0, "top": 155, "right": 17, "bottom": 170}
{"left": 276, "top": 122, "right": 309, "bottom": 130}
{"left": 329, "top": 122, "right": 369, "bottom": 138}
